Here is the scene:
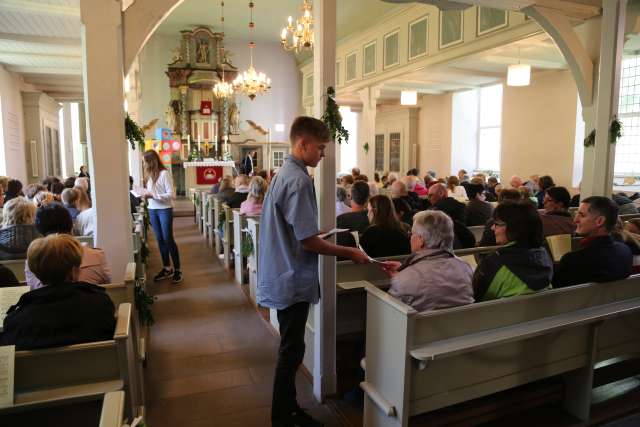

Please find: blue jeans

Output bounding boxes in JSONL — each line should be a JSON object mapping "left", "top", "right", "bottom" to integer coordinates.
{"left": 148, "top": 208, "right": 181, "bottom": 270}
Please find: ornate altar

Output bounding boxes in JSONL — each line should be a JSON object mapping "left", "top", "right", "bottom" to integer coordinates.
{"left": 165, "top": 26, "right": 240, "bottom": 158}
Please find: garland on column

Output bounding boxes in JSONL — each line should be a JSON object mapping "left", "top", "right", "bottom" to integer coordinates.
{"left": 583, "top": 116, "right": 623, "bottom": 147}
{"left": 322, "top": 86, "right": 349, "bottom": 144}
{"left": 125, "top": 113, "right": 145, "bottom": 150}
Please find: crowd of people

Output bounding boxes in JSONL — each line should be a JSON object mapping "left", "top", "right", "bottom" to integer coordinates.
{"left": 333, "top": 166, "right": 640, "bottom": 312}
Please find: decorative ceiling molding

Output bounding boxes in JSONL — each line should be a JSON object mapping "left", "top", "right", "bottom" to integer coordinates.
{"left": 0, "top": 32, "right": 80, "bottom": 46}
{"left": 0, "top": 0, "right": 80, "bottom": 17}
{"left": 382, "top": 0, "right": 471, "bottom": 10}
{"left": 5, "top": 65, "right": 82, "bottom": 75}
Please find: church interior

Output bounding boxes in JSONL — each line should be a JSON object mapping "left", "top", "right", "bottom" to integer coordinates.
{"left": 2, "top": 0, "right": 640, "bottom": 426}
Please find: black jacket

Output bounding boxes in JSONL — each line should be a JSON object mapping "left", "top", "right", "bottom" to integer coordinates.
{"left": 336, "top": 211, "right": 369, "bottom": 247}
{"left": 228, "top": 191, "right": 249, "bottom": 209}
{"left": 433, "top": 197, "right": 466, "bottom": 223}
{"left": 552, "top": 235, "right": 633, "bottom": 288}
{"left": 465, "top": 199, "right": 493, "bottom": 226}
{"left": 0, "top": 282, "right": 116, "bottom": 350}
{"left": 360, "top": 225, "right": 411, "bottom": 258}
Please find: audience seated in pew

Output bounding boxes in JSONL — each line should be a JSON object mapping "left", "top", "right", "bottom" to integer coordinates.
{"left": 214, "top": 176, "right": 235, "bottom": 204}
{"left": 32, "top": 191, "right": 55, "bottom": 208}
{"left": 383, "top": 210, "right": 474, "bottom": 311}
{"left": 335, "top": 186, "right": 350, "bottom": 217}
{"left": 4, "top": 179, "right": 22, "bottom": 202}
{"left": 0, "top": 197, "right": 41, "bottom": 260}
{"left": 129, "top": 176, "right": 141, "bottom": 218}
{"left": 541, "top": 186, "right": 576, "bottom": 237}
{"left": 26, "top": 203, "right": 112, "bottom": 290}
{"left": 485, "top": 176, "right": 499, "bottom": 202}
{"left": 613, "top": 218, "right": 640, "bottom": 273}
{"left": 428, "top": 183, "right": 476, "bottom": 248}
{"left": 464, "top": 181, "right": 493, "bottom": 226}
{"left": 473, "top": 201, "right": 553, "bottom": 301}
{"left": 447, "top": 175, "right": 468, "bottom": 200}
{"left": 0, "top": 234, "right": 115, "bottom": 350}
{"left": 613, "top": 192, "right": 639, "bottom": 215}
{"left": 240, "top": 176, "right": 267, "bottom": 216}
{"left": 479, "top": 189, "right": 526, "bottom": 246}
{"left": 337, "top": 181, "right": 370, "bottom": 247}
{"left": 62, "top": 188, "right": 81, "bottom": 220}
{"left": 535, "top": 175, "right": 555, "bottom": 209}
{"left": 360, "top": 195, "right": 410, "bottom": 258}
{"left": 23, "top": 183, "right": 45, "bottom": 201}
{"left": 227, "top": 174, "right": 250, "bottom": 209}
{"left": 392, "top": 198, "right": 412, "bottom": 235}
{"left": 553, "top": 196, "right": 633, "bottom": 288}
{"left": 391, "top": 179, "right": 423, "bottom": 212}
{"left": 625, "top": 218, "right": 640, "bottom": 234}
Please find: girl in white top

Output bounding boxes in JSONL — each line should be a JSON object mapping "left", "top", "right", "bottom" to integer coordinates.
{"left": 446, "top": 175, "right": 468, "bottom": 201}
{"left": 142, "top": 150, "right": 182, "bottom": 283}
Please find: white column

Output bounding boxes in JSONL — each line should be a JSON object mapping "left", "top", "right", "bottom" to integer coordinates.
{"left": 312, "top": 0, "right": 337, "bottom": 402}
{"left": 80, "top": 0, "right": 133, "bottom": 282}
{"left": 358, "top": 86, "right": 380, "bottom": 177}
{"left": 62, "top": 102, "right": 75, "bottom": 177}
{"left": 582, "top": 0, "right": 626, "bottom": 197}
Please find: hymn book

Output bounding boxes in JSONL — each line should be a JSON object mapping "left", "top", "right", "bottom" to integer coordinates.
{"left": 0, "top": 345, "right": 15, "bottom": 408}
{"left": 0, "top": 286, "right": 29, "bottom": 326}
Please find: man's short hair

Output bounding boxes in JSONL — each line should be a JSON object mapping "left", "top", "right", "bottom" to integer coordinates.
{"left": 412, "top": 210, "right": 454, "bottom": 251}
{"left": 582, "top": 196, "right": 619, "bottom": 232}
{"left": 350, "top": 181, "right": 370, "bottom": 206}
{"left": 467, "top": 183, "right": 485, "bottom": 199}
{"left": 28, "top": 234, "right": 82, "bottom": 285}
{"left": 351, "top": 167, "right": 360, "bottom": 176}
{"left": 24, "top": 183, "right": 45, "bottom": 200}
{"left": 36, "top": 203, "right": 73, "bottom": 235}
{"left": 546, "top": 186, "right": 571, "bottom": 209}
{"left": 289, "top": 116, "right": 330, "bottom": 144}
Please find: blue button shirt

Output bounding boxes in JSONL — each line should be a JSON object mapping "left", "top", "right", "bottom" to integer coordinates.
{"left": 257, "top": 155, "right": 320, "bottom": 309}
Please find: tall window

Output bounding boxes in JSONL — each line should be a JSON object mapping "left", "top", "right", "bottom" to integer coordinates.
{"left": 477, "top": 84, "right": 502, "bottom": 172}
{"left": 615, "top": 56, "right": 640, "bottom": 176}
{"left": 273, "top": 151, "right": 284, "bottom": 168}
{"left": 339, "top": 106, "right": 358, "bottom": 174}
{"left": 451, "top": 84, "right": 502, "bottom": 175}
{"left": 389, "top": 132, "right": 401, "bottom": 172}
{"left": 374, "top": 134, "right": 384, "bottom": 171}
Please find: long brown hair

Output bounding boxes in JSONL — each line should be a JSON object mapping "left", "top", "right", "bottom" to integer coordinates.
{"left": 143, "top": 150, "right": 166, "bottom": 184}
{"left": 368, "top": 195, "right": 402, "bottom": 232}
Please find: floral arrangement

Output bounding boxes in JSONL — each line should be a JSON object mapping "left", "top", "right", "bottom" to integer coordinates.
{"left": 321, "top": 86, "right": 349, "bottom": 144}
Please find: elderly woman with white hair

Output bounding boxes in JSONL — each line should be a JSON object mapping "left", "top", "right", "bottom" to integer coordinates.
{"left": 382, "top": 210, "right": 474, "bottom": 312}
{"left": 240, "top": 176, "right": 268, "bottom": 216}
{"left": 0, "top": 197, "right": 41, "bottom": 260}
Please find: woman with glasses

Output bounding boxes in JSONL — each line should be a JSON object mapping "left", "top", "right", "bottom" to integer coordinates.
{"left": 472, "top": 201, "right": 553, "bottom": 301}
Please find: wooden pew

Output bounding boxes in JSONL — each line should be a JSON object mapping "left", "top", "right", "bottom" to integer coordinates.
{"left": 2, "top": 303, "right": 143, "bottom": 421}
{"left": 233, "top": 210, "right": 247, "bottom": 285}
{"left": 200, "top": 189, "right": 209, "bottom": 240}
{"left": 222, "top": 204, "right": 234, "bottom": 270}
{"left": 189, "top": 188, "right": 197, "bottom": 223}
{"left": 0, "top": 259, "right": 26, "bottom": 282}
{"left": 99, "top": 391, "right": 125, "bottom": 427}
{"left": 213, "top": 197, "right": 223, "bottom": 258}
{"left": 246, "top": 217, "right": 260, "bottom": 304}
{"left": 360, "top": 276, "right": 640, "bottom": 427}
{"left": 469, "top": 225, "right": 485, "bottom": 243}
{"left": 205, "top": 194, "right": 215, "bottom": 249}
{"left": 194, "top": 189, "right": 205, "bottom": 234}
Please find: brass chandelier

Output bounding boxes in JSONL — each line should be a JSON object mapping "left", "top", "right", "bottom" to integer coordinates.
{"left": 233, "top": 1, "right": 271, "bottom": 100}
{"left": 280, "top": 0, "right": 314, "bottom": 53}
{"left": 213, "top": 0, "right": 234, "bottom": 99}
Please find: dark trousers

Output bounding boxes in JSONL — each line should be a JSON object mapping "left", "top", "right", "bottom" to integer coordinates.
{"left": 272, "top": 301, "right": 310, "bottom": 423}
{"left": 148, "top": 207, "right": 181, "bottom": 270}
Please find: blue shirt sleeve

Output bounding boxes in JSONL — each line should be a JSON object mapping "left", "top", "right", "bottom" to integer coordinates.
{"left": 282, "top": 176, "right": 320, "bottom": 241}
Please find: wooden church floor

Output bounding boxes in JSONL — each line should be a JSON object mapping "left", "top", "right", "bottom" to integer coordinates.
{"left": 144, "top": 216, "right": 342, "bottom": 426}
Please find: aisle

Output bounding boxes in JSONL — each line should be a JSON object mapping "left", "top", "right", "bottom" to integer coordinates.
{"left": 145, "top": 216, "right": 342, "bottom": 426}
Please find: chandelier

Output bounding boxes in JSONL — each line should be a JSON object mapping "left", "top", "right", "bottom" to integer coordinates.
{"left": 280, "top": 0, "right": 314, "bottom": 53}
{"left": 213, "top": 0, "right": 235, "bottom": 99}
{"left": 233, "top": 1, "right": 271, "bottom": 100}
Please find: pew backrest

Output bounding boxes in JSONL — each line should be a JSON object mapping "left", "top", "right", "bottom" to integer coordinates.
{"left": 0, "top": 259, "right": 26, "bottom": 282}
{"left": 99, "top": 391, "right": 125, "bottom": 427}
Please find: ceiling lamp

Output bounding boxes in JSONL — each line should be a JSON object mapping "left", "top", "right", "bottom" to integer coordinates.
{"left": 401, "top": 90, "right": 417, "bottom": 105}
{"left": 234, "top": 1, "right": 271, "bottom": 100}
{"left": 507, "top": 64, "right": 531, "bottom": 86}
{"left": 213, "top": 0, "right": 234, "bottom": 99}
{"left": 280, "top": 0, "right": 314, "bottom": 53}
{"left": 507, "top": 46, "right": 531, "bottom": 87}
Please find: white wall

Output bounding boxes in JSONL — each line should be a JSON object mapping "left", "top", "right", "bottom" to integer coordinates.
{"left": 0, "top": 65, "right": 28, "bottom": 182}
{"left": 417, "top": 93, "right": 452, "bottom": 178}
{"left": 138, "top": 32, "right": 301, "bottom": 142}
{"left": 451, "top": 89, "right": 478, "bottom": 175}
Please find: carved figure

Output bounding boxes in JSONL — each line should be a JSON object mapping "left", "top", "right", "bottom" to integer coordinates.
{"left": 228, "top": 102, "right": 240, "bottom": 135}
{"left": 165, "top": 106, "right": 176, "bottom": 132}
{"left": 169, "top": 47, "right": 183, "bottom": 65}
{"left": 197, "top": 39, "right": 210, "bottom": 64}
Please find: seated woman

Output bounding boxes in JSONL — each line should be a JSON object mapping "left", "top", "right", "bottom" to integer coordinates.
{"left": 335, "top": 186, "right": 350, "bottom": 217}
{"left": 360, "top": 195, "right": 410, "bottom": 258}
{"left": 0, "top": 234, "right": 116, "bottom": 350}
{"left": 0, "top": 197, "right": 41, "bottom": 260}
{"left": 446, "top": 176, "right": 468, "bottom": 200}
{"left": 383, "top": 210, "right": 474, "bottom": 312}
{"left": 473, "top": 201, "right": 553, "bottom": 301}
{"left": 27, "top": 203, "right": 112, "bottom": 290}
{"left": 240, "top": 176, "right": 267, "bottom": 216}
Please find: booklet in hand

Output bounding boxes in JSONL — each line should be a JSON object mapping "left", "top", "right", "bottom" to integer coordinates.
{"left": 318, "top": 228, "right": 349, "bottom": 240}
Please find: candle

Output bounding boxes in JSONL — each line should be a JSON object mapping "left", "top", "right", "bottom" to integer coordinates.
{"left": 198, "top": 135, "right": 201, "bottom": 152}
{"left": 187, "top": 134, "right": 191, "bottom": 154}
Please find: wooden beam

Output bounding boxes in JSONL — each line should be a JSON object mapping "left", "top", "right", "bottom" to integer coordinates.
{"left": 5, "top": 65, "right": 82, "bottom": 75}
{"left": 0, "top": 32, "right": 80, "bottom": 46}
{"left": 0, "top": 51, "right": 81, "bottom": 59}
{"left": 0, "top": 0, "right": 80, "bottom": 17}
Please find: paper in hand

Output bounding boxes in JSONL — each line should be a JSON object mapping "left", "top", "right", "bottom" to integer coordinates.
{"left": 130, "top": 185, "right": 147, "bottom": 198}
{"left": 318, "top": 228, "right": 349, "bottom": 240}
{"left": 358, "top": 244, "right": 386, "bottom": 265}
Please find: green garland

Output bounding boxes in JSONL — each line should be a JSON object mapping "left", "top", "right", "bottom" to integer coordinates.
{"left": 135, "top": 278, "right": 156, "bottom": 326}
{"left": 584, "top": 116, "right": 623, "bottom": 147}
{"left": 321, "top": 86, "right": 349, "bottom": 144}
{"left": 125, "top": 113, "right": 145, "bottom": 150}
{"left": 241, "top": 232, "right": 254, "bottom": 257}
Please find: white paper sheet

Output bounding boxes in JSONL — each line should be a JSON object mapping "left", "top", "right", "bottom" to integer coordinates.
{"left": 0, "top": 345, "right": 15, "bottom": 408}
{"left": 0, "top": 286, "right": 29, "bottom": 325}
{"left": 318, "top": 228, "right": 349, "bottom": 240}
{"left": 130, "top": 185, "right": 147, "bottom": 198}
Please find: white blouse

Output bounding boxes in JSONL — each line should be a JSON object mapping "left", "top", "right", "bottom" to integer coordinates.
{"left": 447, "top": 185, "right": 468, "bottom": 200}
{"left": 146, "top": 169, "right": 174, "bottom": 209}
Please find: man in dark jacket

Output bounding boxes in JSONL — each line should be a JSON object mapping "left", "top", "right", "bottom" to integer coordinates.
{"left": 541, "top": 186, "right": 576, "bottom": 237}
{"left": 428, "top": 183, "right": 475, "bottom": 248}
{"left": 465, "top": 182, "right": 493, "bottom": 226}
{"left": 553, "top": 196, "right": 632, "bottom": 288}
{"left": 337, "top": 181, "right": 370, "bottom": 247}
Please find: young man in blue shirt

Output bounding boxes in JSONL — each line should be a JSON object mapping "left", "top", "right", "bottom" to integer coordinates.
{"left": 258, "top": 117, "right": 370, "bottom": 427}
